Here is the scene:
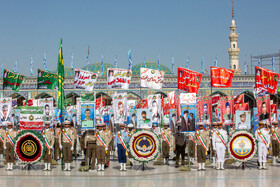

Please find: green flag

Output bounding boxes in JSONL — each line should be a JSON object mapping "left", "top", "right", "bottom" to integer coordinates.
{"left": 37, "top": 69, "right": 58, "bottom": 89}
{"left": 3, "top": 69, "right": 25, "bottom": 91}
{"left": 57, "top": 39, "right": 65, "bottom": 110}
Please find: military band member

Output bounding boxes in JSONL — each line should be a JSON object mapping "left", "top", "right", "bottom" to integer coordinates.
{"left": 212, "top": 122, "right": 228, "bottom": 170}
{"left": 71, "top": 123, "right": 78, "bottom": 160}
{"left": 194, "top": 122, "right": 209, "bottom": 171}
{"left": 103, "top": 124, "right": 113, "bottom": 168}
{"left": 114, "top": 123, "right": 129, "bottom": 171}
{"left": 42, "top": 121, "right": 54, "bottom": 171}
{"left": 4, "top": 122, "right": 17, "bottom": 171}
{"left": 0, "top": 125, "right": 5, "bottom": 161}
{"left": 84, "top": 130, "right": 97, "bottom": 170}
{"left": 161, "top": 124, "right": 172, "bottom": 165}
{"left": 255, "top": 121, "right": 270, "bottom": 170}
{"left": 96, "top": 123, "right": 108, "bottom": 171}
{"left": 271, "top": 121, "right": 280, "bottom": 164}
{"left": 59, "top": 120, "right": 74, "bottom": 171}
{"left": 188, "top": 132, "right": 196, "bottom": 164}
{"left": 174, "top": 125, "right": 187, "bottom": 167}
{"left": 54, "top": 123, "right": 61, "bottom": 161}
{"left": 210, "top": 122, "right": 218, "bottom": 166}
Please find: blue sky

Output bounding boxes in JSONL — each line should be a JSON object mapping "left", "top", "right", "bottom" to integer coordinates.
{"left": 0, "top": 0, "right": 279, "bottom": 75}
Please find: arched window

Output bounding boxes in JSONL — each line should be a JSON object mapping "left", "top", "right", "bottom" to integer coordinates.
{"left": 233, "top": 65, "right": 236, "bottom": 70}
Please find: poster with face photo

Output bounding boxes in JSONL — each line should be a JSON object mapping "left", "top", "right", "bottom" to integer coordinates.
{"left": 113, "top": 92, "right": 128, "bottom": 124}
{"left": 0, "top": 97, "right": 12, "bottom": 126}
{"left": 256, "top": 95, "right": 270, "bottom": 123}
{"left": 181, "top": 105, "right": 196, "bottom": 132}
{"left": 235, "top": 111, "right": 251, "bottom": 130}
{"left": 137, "top": 109, "right": 152, "bottom": 129}
{"left": 147, "top": 94, "right": 161, "bottom": 125}
{"left": 11, "top": 109, "right": 20, "bottom": 128}
{"left": 38, "top": 98, "right": 53, "bottom": 122}
{"left": 220, "top": 96, "right": 234, "bottom": 125}
{"left": 129, "top": 109, "right": 137, "bottom": 129}
{"left": 169, "top": 109, "right": 177, "bottom": 133}
{"left": 197, "top": 96, "right": 212, "bottom": 125}
{"left": 80, "top": 102, "right": 95, "bottom": 130}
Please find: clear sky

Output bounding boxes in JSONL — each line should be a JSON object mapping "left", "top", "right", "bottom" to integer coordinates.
{"left": 0, "top": 0, "right": 279, "bottom": 75}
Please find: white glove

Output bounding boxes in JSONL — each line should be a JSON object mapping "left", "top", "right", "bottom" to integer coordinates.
{"left": 71, "top": 147, "right": 74, "bottom": 151}
{"left": 105, "top": 148, "right": 108, "bottom": 151}
{"left": 60, "top": 145, "right": 62, "bottom": 150}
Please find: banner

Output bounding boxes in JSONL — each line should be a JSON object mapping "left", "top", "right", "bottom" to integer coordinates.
{"left": 20, "top": 106, "right": 44, "bottom": 130}
{"left": 3, "top": 69, "right": 25, "bottom": 91}
{"left": 253, "top": 107, "right": 259, "bottom": 132}
{"left": 80, "top": 102, "right": 95, "bottom": 130}
{"left": 169, "top": 109, "right": 177, "bottom": 133}
{"left": 177, "top": 67, "right": 202, "bottom": 93}
{"left": 234, "top": 94, "right": 244, "bottom": 104}
{"left": 107, "top": 68, "right": 132, "bottom": 89}
{"left": 74, "top": 69, "right": 98, "bottom": 91}
{"left": 0, "top": 98, "right": 12, "bottom": 126}
{"left": 271, "top": 103, "right": 277, "bottom": 122}
{"left": 180, "top": 93, "right": 196, "bottom": 104}
{"left": 113, "top": 92, "right": 128, "bottom": 124}
{"left": 256, "top": 95, "right": 270, "bottom": 123}
{"left": 140, "top": 68, "right": 164, "bottom": 89}
{"left": 255, "top": 66, "right": 279, "bottom": 94}
{"left": 215, "top": 107, "right": 221, "bottom": 122}
{"left": 234, "top": 103, "right": 249, "bottom": 111}
{"left": 137, "top": 109, "right": 152, "bottom": 129}
{"left": 127, "top": 100, "right": 137, "bottom": 110}
{"left": 235, "top": 111, "right": 251, "bottom": 130}
{"left": 181, "top": 105, "right": 196, "bottom": 132}
{"left": 197, "top": 96, "right": 212, "bottom": 124}
{"left": 37, "top": 69, "right": 57, "bottom": 89}
{"left": 220, "top": 96, "right": 234, "bottom": 124}
{"left": 81, "top": 92, "right": 95, "bottom": 101}
{"left": 212, "top": 95, "right": 220, "bottom": 105}
{"left": 210, "top": 66, "right": 234, "bottom": 87}
{"left": 167, "top": 91, "right": 176, "bottom": 109}
{"left": 38, "top": 98, "right": 53, "bottom": 122}
{"left": 147, "top": 94, "right": 161, "bottom": 124}
{"left": 129, "top": 109, "right": 138, "bottom": 129}
{"left": 11, "top": 109, "right": 20, "bottom": 128}
{"left": 54, "top": 108, "right": 69, "bottom": 124}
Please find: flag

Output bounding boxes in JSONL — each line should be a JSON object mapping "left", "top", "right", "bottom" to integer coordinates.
{"left": 178, "top": 67, "right": 202, "bottom": 93}
{"left": 244, "top": 57, "right": 247, "bottom": 74}
{"left": 14, "top": 59, "right": 18, "bottom": 73}
{"left": 157, "top": 57, "right": 160, "bottom": 70}
{"left": 230, "top": 56, "right": 232, "bottom": 69}
{"left": 201, "top": 56, "right": 203, "bottom": 74}
{"left": 57, "top": 39, "right": 65, "bottom": 110}
{"left": 272, "top": 56, "right": 275, "bottom": 72}
{"left": 114, "top": 55, "right": 117, "bottom": 68}
{"left": 186, "top": 57, "right": 190, "bottom": 69}
{"left": 3, "top": 69, "right": 25, "bottom": 91}
{"left": 214, "top": 56, "right": 217, "bottom": 67}
{"left": 255, "top": 66, "right": 279, "bottom": 94}
{"left": 210, "top": 66, "right": 234, "bottom": 87}
{"left": 144, "top": 57, "right": 147, "bottom": 68}
{"left": 258, "top": 57, "right": 261, "bottom": 67}
{"left": 171, "top": 57, "right": 174, "bottom": 74}
{"left": 43, "top": 53, "right": 47, "bottom": 71}
{"left": 86, "top": 46, "right": 89, "bottom": 71}
{"left": 30, "top": 57, "right": 33, "bottom": 75}
{"left": 128, "top": 49, "right": 132, "bottom": 70}
{"left": 71, "top": 53, "right": 74, "bottom": 70}
{"left": 235, "top": 94, "right": 244, "bottom": 104}
{"left": 19, "top": 106, "right": 44, "bottom": 130}
{"left": 101, "top": 55, "right": 104, "bottom": 76}
{"left": 0, "top": 64, "right": 3, "bottom": 78}
{"left": 37, "top": 69, "right": 58, "bottom": 89}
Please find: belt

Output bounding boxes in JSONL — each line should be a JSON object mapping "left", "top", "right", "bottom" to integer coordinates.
{"left": 88, "top": 142, "right": 96, "bottom": 144}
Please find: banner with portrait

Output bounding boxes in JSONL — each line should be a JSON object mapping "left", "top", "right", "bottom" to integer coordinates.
{"left": 80, "top": 102, "right": 95, "bottom": 130}
{"left": 253, "top": 107, "right": 259, "bottom": 132}
{"left": 54, "top": 108, "right": 69, "bottom": 125}
{"left": 129, "top": 109, "right": 138, "bottom": 129}
{"left": 140, "top": 68, "right": 164, "bottom": 89}
{"left": 210, "top": 66, "right": 234, "bottom": 87}
{"left": 197, "top": 96, "right": 212, "bottom": 125}
{"left": 127, "top": 100, "right": 137, "bottom": 110}
{"left": 235, "top": 111, "right": 251, "bottom": 130}
{"left": 0, "top": 97, "right": 12, "bottom": 126}
{"left": 38, "top": 98, "right": 53, "bottom": 123}
{"left": 107, "top": 68, "right": 132, "bottom": 89}
{"left": 147, "top": 94, "right": 162, "bottom": 125}
{"left": 220, "top": 96, "right": 235, "bottom": 124}
{"left": 20, "top": 106, "right": 44, "bottom": 130}
{"left": 181, "top": 105, "right": 196, "bottom": 132}
{"left": 113, "top": 92, "right": 128, "bottom": 124}
{"left": 256, "top": 95, "right": 270, "bottom": 123}
{"left": 177, "top": 67, "right": 202, "bottom": 93}
{"left": 169, "top": 109, "right": 177, "bottom": 133}
{"left": 11, "top": 109, "right": 20, "bottom": 128}
{"left": 137, "top": 109, "right": 152, "bottom": 129}
{"left": 180, "top": 93, "right": 196, "bottom": 105}
{"left": 37, "top": 69, "right": 57, "bottom": 89}
{"left": 66, "top": 105, "right": 77, "bottom": 127}
{"left": 255, "top": 66, "right": 280, "bottom": 94}
{"left": 74, "top": 69, "right": 98, "bottom": 91}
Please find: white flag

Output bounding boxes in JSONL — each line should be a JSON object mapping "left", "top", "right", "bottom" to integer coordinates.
{"left": 140, "top": 68, "right": 164, "bottom": 89}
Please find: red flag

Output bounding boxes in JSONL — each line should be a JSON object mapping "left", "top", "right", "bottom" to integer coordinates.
{"left": 177, "top": 67, "right": 202, "bottom": 93}
{"left": 271, "top": 104, "right": 277, "bottom": 114}
{"left": 167, "top": 91, "right": 176, "bottom": 109}
{"left": 234, "top": 103, "right": 249, "bottom": 111}
{"left": 255, "top": 66, "right": 279, "bottom": 94}
{"left": 210, "top": 67, "right": 234, "bottom": 87}
{"left": 235, "top": 94, "right": 244, "bottom": 104}
{"left": 95, "top": 98, "right": 105, "bottom": 109}
{"left": 211, "top": 95, "right": 220, "bottom": 105}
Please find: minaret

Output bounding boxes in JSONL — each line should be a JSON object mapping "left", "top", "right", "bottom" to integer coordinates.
{"left": 228, "top": 0, "right": 241, "bottom": 74}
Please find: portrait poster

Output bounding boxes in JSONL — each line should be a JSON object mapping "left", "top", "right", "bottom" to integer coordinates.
{"left": 253, "top": 107, "right": 259, "bottom": 132}
{"left": 74, "top": 69, "right": 98, "bottom": 91}
{"left": 129, "top": 109, "right": 137, "bottom": 129}
{"left": 169, "top": 109, "right": 177, "bottom": 133}
{"left": 38, "top": 98, "right": 53, "bottom": 122}
{"left": 0, "top": 97, "right": 12, "bottom": 126}
{"left": 256, "top": 95, "right": 270, "bottom": 123}
{"left": 235, "top": 111, "right": 251, "bottom": 130}
{"left": 137, "top": 109, "right": 152, "bottom": 129}
{"left": 147, "top": 94, "right": 161, "bottom": 125}
{"left": 220, "top": 96, "right": 234, "bottom": 125}
{"left": 107, "top": 68, "right": 132, "bottom": 89}
{"left": 80, "top": 102, "right": 95, "bottom": 130}
{"left": 11, "top": 109, "right": 20, "bottom": 128}
{"left": 113, "top": 92, "right": 128, "bottom": 124}
{"left": 181, "top": 105, "right": 196, "bottom": 132}
{"left": 197, "top": 96, "right": 212, "bottom": 124}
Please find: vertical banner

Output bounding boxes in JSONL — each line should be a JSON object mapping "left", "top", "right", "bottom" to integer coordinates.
{"left": 256, "top": 95, "right": 270, "bottom": 123}
{"left": 147, "top": 94, "right": 161, "bottom": 124}
{"left": 169, "top": 109, "right": 177, "bottom": 133}
{"left": 168, "top": 91, "right": 176, "bottom": 109}
{"left": 220, "top": 96, "right": 234, "bottom": 124}
{"left": 0, "top": 98, "right": 12, "bottom": 126}
{"left": 270, "top": 104, "right": 277, "bottom": 122}
{"left": 181, "top": 105, "right": 196, "bottom": 132}
{"left": 11, "top": 109, "right": 20, "bottom": 129}
{"left": 38, "top": 98, "right": 53, "bottom": 122}
{"left": 253, "top": 107, "right": 259, "bottom": 132}
{"left": 177, "top": 67, "right": 202, "bottom": 93}
{"left": 129, "top": 109, "right": 137, "bottom": 129}
{"left": 235, "top": 111, "right": 251, "bottom": 130}
{"left": 113, "top": 92, "right": 128, "bottom": 124}
{"left": 197, "top": 96, "right": 212, "bottom": 124}
{"left": 137, "top": 109, "right": 152, "bottom": 129}
{"left": 80, "top": 102, "right": 95, "bottom": 130}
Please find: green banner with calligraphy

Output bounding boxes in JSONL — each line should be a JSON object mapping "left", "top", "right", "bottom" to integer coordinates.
{"left": 3, "top": 69, "right": 25, "bottom": 92}
{"left": 37, "top": 69, "right": 57, "bottom": 89}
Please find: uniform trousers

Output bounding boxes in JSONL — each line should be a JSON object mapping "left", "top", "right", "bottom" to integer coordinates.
{"left": 189, "top": 140, "right": 196, "bottom": 158}
{"left": 85, "top": 143, "right": 96, "bottom": 169}
{"left": 62, "top": 142, "right": 72, "bottom": 163}
{"left": 162, "top": 141, "right": 170, "bottom": 158}
{"left": 258, "top": 143, "right": 267, "bottom": 162}
{"left": 117, "top": 144, "right": 127, "bottom": 163}
{"left": 272, "top": 140, "right": 280, "bottom": 157}
{"left": 197, "top": 145, "right": 206, "bottom": 163}
{"left": 96, "top": 145, "right": 106, "bottom": 164}
{"left": 215, "top": 142, "right": 226, "bottom": 162}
